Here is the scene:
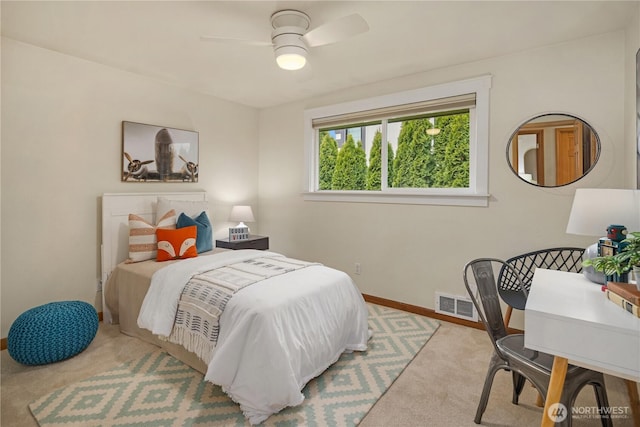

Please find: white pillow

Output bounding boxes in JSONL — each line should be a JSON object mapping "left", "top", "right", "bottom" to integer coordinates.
{"left": 156, "top": 197, "right": 213, "bottom": 244}
{"left": 157, "top": 197, "right": 211, "bottom": 220}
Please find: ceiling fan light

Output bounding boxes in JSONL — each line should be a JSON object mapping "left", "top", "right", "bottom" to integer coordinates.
{"left": 277, "top": 54, "right": 306, "bottom": 70}
{"left": 275, "top": 46, "right": 307, "bottom": 70}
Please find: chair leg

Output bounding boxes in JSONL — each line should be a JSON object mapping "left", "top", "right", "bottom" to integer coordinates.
{"left": 592, "top": 382, "right": 613, "bottom": 427}
{"left": 560, "top": 376, "right": 611, "bottom": 427}
{"left": 504, "top": 306, "right": 513, "bottom": 329}
{"left": 512, "top": 371, "right": 526, "bottom": 405}
{"left": 475, "top": 354, "right": 503, "bottom": 424}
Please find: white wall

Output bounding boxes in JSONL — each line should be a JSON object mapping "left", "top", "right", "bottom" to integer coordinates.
{"left": 2, "top": 18, "right": 637, "bottom": 339}
{"left": 258, "top": 30, "right": 629, "bottom": 329}
{"left": 627, "top": 4, "right": 640, "bottom": 186}
{"left": 1, "top": 38, "right": 260, "bottom": 337}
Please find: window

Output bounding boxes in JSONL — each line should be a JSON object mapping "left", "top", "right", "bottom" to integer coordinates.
{"left": 304, "top": 75, "right": 492, "bottom": 206}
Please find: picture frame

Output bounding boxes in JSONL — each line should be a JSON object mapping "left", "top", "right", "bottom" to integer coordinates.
{"left": 122, "top": 121, "right": 199, "bottom": 182}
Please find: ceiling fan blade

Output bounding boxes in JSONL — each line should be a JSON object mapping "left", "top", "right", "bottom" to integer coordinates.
{"left": 302, "top": 13, "right": 369, "bottom": 48}
{"left": 199, "top": 35, "right": 273, "bottom": 47}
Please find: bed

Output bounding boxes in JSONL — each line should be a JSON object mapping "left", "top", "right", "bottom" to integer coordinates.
{"left": 101, "top": 192, "right": 370, "bottom": 424}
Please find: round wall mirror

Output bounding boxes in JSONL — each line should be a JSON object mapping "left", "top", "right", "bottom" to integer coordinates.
{"left": 506, "top": 113, "right": 600, "bottom": 187}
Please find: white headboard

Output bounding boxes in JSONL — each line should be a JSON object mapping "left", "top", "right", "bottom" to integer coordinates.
{"left": 101, "top": 191, "right": 208, "bottom": 323}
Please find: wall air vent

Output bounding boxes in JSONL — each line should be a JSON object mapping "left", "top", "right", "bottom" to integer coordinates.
{"left": 435, "top": 292, "right": 478, "bottom": 322}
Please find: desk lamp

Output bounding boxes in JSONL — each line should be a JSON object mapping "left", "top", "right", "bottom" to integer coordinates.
{"left": 230, "top": 205, "right": 255, "bottom": 229}
{"left": 566, "top": 189, "right": 640, "bottom": 283}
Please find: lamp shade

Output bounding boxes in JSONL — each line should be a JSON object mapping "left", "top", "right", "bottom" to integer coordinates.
{"left": 566, "top": 189, "right": 640, "bottom": 236}
{"left": 229, "top": 205, "right": 255, "bottom": 223}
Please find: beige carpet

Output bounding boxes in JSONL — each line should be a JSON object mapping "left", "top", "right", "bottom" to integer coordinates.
{"left": 2, "top": 318, "right": 637, "bottom": 426}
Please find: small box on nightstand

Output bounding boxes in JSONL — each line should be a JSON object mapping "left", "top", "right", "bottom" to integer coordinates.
{"left": 216, "top": 235, "right": 269, "bottom": 250}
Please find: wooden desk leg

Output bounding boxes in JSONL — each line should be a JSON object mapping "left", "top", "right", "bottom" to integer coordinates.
{"left": 541, "top": 356, "right": 569, "bottom": 427}
{"left": 536, "top": 392, "right": 544, "bottom": 408}
{"left": 624, "top": 380, "right": 640, "bottom": 427}
{"left": 504, "top": 306, "right": 513, "bottom": 328}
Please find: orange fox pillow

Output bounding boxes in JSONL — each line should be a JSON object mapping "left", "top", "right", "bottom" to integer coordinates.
{"left": 156, "top": 226, "right": 198, "bottom": 262}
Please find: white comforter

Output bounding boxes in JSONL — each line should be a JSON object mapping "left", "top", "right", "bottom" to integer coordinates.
{"left": 138, "top": 250, "right": 370, "bottom": 424}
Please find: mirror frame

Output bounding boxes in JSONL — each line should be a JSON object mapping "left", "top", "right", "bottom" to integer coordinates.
{"left": 506, "top": 113, "right": 601, "bottom": 188}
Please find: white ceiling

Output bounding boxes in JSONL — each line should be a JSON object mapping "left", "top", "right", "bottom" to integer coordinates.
{"left": 1, "top": 1, "right": 636, "bottom": 109}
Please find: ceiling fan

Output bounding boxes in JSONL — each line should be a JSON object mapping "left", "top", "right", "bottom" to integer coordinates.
{"left": 201, "top": 10, "right": 369, "bottom": 71}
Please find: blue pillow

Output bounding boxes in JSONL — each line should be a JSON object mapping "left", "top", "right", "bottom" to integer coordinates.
{"left": 177, "top": 211, "right": 213, "bottom": 253}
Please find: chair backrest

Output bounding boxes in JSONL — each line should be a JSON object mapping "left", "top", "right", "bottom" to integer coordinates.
{"left": 498, "top": 247, "right": 584, "bottom": 294}
{"left": 463, "top": 258, "right": 527, "bottom": 356}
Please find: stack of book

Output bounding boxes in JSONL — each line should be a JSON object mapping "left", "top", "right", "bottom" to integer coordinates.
{"left": 606, "top": 282, "right": 640, "bottom": 317}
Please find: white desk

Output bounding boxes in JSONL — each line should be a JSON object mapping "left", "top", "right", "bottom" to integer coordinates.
{"left": 525, "top": 268, "right": 640, "bottom": 427}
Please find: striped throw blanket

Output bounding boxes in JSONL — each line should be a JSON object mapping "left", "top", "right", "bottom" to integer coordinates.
{"left": 166, "top": 256, "right": 318, "bottom": 364}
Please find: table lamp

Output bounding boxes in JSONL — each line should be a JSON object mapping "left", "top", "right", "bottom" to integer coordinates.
{"left": 566, "top": 189, "right": 640, "bottom": 283}
{"left": 230, "top": 205, "right": 255, "bottom": 229}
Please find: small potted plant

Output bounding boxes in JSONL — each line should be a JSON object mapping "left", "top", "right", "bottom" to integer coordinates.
{"left": 583, "top": 231, "right": 640, "bottom": 284}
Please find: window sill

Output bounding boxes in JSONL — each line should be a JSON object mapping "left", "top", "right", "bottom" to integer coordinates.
{"left": 302, "top": 191, "right": 490, "bottom": 207}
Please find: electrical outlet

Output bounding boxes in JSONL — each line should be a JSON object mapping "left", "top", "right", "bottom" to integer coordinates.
{"left": 355, "top": 263, "right": 362, "bottom": 275}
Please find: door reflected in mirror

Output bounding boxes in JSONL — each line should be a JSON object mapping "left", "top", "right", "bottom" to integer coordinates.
{"left": 507, "top": 114, "right": 600, "bottom": 187}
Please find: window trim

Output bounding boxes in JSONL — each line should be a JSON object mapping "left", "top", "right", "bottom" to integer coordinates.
{"left": 303, "top": 75, "right": 492, "bottom": 207}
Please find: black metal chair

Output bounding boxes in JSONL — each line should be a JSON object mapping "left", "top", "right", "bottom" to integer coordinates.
{"left": 463, "top": 258, "right": 611, "bottom": 426}
{"left": 497, "top": 247, "right": 585, "bottom": 327}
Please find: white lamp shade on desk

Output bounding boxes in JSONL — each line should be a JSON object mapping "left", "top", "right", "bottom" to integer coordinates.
{"left": 566, "top": 188, "right": 640, "bottom": 284}
{"left": 566, "top": 189, "right": 640, "bottom": 236}
{"left": 230, "top": 205, "right": 255, "bottom": 228}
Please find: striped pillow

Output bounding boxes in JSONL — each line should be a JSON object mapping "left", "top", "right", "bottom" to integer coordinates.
{"left": 127, "top": 209, "right": 176, "bottom": 263}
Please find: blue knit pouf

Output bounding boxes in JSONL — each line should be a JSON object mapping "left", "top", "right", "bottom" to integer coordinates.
{"left": 8, "top": 301, "right": 99, "bottom": 365}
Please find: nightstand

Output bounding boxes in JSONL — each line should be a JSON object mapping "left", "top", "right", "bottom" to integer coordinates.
{"left": 216, "top": 235, "right": 269, "bottom": 250}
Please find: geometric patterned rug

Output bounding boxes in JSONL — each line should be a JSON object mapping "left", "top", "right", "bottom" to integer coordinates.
{"left": 29, "top": 304, "right": 440, "bottom": 426}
